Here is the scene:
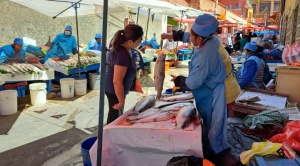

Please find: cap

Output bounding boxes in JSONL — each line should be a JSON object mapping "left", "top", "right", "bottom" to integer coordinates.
{"left": 191, "top": 14, "right": 219, "bottom": 37}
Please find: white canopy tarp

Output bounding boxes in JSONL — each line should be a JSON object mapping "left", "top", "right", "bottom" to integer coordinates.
{"left": 10, "top": 0, "right": 208, "bottom": 18}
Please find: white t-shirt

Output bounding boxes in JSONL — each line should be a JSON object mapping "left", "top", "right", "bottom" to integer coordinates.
{"left": 163, "top": 39, "right": 176, "bottom": 51}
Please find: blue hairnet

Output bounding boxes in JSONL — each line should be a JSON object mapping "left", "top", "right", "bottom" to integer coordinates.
{"left": 244, "top": 41, "right": 258, "bottom": 52}
{"left": 65, "top": 25, "right": 72, "bottom": 31}
{"left": 95, "top": 33, "right": 102, "bottom": 39}
{"left": 262, "top": 38, "right": 269, "bottom": 41}
{"left": 191, "top": 14, "right": 219, "bottom": 37}
{"left": 14, "top": 38, "right": 23, "bottom": 45}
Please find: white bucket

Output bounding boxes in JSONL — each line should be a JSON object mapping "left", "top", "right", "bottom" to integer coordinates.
{"left": 88, "top": 73, "right": 100, "bottom": 90}
{"left": 60, "top": 78, "right": 75, "bottom": 98}
{"left": 75, "top": 78, "right": 87, "bottom": 95}
{"left": 0, "top": 90, "right": 18, "bottom": 115}
{"left": 29, "top": 83, "right": 47, "bottom": 106}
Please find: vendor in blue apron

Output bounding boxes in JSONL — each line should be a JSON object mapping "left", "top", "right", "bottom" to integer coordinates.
{"left": 87, "top": 33, "right": 102, "bottom": 51}
{"left": 237, "top": 41, "right": 266, "bottom": 90}
{"left": 44, "top": 25, "right": 77, "bottom": 62}
{"left": 0, "top": 38, "right": 26, "bottom": 64}
{"left": 171, "top": 14, "right": 240, "bottom": 166}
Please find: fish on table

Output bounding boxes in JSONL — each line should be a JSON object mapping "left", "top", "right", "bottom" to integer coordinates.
{"left": 132, "top": 95, "right": 156, "bottom": 114}
{"left": 153, "top": 100, "right": 193, "bottom": 109}
{"left": 154, "top": 52, "right": 166, "bottom": 99}
{"left": 134, "top": 111, "right": 176, "bottom": 124}
{"left": 161, "top": 93, "right": 194, "bottom": 102}
{"left": 175, "top": 105, "right": 198, "bottom": 130}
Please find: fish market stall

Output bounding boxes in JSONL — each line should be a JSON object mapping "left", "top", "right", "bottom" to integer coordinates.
{"left": 44, "top": 52, "right": 100, "bottom": 82}
{"left": 0, "top": 63, "right": 54, "bottom": 94}
{"left": 89, "top": 94, "right": 203, "bottom": 166}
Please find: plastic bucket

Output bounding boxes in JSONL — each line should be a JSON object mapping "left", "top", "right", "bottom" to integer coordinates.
{"left": 88, "top": 73, "right": 100, "bottom": 90}
{"left": 81, "top": 136, "right": 97, "bottom": 166}
{"left": 29, "top": 83, "right": 47, "bottom": 106}
{"left": 0, "top": 90, "right": 18, "bottom": 115}
{"left": 60, "top": 78, "right": 75, "bottom": 98}
{"left": 75, "top": 78, "right": 87, "bottom": 95}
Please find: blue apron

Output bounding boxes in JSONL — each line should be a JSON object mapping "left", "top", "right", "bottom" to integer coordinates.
{"left": 186, "top": 36, "right": 230, "bottom": 154}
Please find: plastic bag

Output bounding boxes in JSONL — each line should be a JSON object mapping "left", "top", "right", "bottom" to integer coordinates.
{"left": 135, "top": 79, "right": 143, "bottom": 94}
{"left": 240, "top": 142, "right": 282, "bottom": 164}
{"left": 269, "top": 120, "right": 300, "bottom": 152}
{"left": 282, "top": 41, "right": 300, "bottom": 64}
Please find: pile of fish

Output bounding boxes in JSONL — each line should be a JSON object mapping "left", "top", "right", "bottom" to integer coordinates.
{"left": 127, "top": 94, "right": 200, "bottom": 130}
{"left": 0, "top": 63, "right": 47, "bottom": 76}
{"left": 56, "top": 55, "right": 100, "bottom": 67}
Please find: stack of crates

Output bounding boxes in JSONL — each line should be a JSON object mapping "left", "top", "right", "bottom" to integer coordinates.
{"left": 0, "top": 81, "right": 27, "bottom": 97}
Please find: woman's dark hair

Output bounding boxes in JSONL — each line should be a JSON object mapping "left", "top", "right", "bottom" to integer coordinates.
{"left": 256, "top": 45, "right": 264, "bottom": 53}
{"left": 111, "top": 24, "right": 143, "bottom": 50}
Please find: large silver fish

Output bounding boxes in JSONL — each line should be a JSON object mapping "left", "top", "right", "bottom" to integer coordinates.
{"left": 175, "top": 105, "right": 198, "bottom": 130}
{"left": 154, "top": 53, "right": 166, "bottom": 99}
{"left": 132, "top": 95, "right": 156, "bottom": 114}
{"left": 134, "top": 111, "right": 175, "bottom": 123}
{"left": 127, "top": 108, "right": 160, "bottom": 122}
{"left": 162, "top": 93, "right": 194, "bottom": 102}
{"left": 153, "top": 100, "right": 193, "bottom": 108}
{"left": 159, "top": 102, "right": 194, "bottom": 112}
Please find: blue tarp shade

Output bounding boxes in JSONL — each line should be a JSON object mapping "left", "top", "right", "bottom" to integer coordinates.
{"left": 253, "top": 30, "right": 277, "bottom": 35}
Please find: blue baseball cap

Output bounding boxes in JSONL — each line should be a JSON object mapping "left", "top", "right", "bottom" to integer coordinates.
{"left": 95, "top": 33, "right": 102, "bottom": 39}
{"left": 65, "top": 25, "right": 72, "bottom": 31}
{"left": 14, "top": 38, "right": 23, "bottom": 45}
{"left": 244, "top": 41, "right": 258, "bottom": 52}
{"left": 191, "top": 14, "right": 219, "bottom": 37}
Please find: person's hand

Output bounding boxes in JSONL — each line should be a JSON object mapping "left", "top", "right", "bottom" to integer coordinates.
{"left": 113, "top": 102, "right": 124, "bottom": 110}
{"left": 170, "top": 74, "right": 177, "bottom": 82}
{"left": 161, "top": 33, "right": 173, "bottom": 40}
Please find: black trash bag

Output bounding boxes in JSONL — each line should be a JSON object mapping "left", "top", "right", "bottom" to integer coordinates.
{"left": 166, "top": 156, "right": 203, "bottom": 166}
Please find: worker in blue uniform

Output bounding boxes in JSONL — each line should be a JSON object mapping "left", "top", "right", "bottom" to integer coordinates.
{"left": 237, "top": 41, "right": 267, "bottom": 89}
{"left": 88, "top": 33, "right": 102, "bottom": 51}
{"left": 0, "top": 38, "right": 26, "bottom": 64}
{"left": 170, "top": 14, "right": 240, "bottom": 166}
{"left": 44, "top": 25, "right": 77, "bottom": 62}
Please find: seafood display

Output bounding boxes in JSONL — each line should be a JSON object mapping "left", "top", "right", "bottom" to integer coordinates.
{"left": 0, "top": 63, "right": 47, "bottom": 76}
{"left": 54, "top": 55, "right": 100, "bottom": 68}
{"left": 126, "top": 93, "right": 200, "bottom": 130}
{"left": 175, "top": 105, "right": 198, "bottom": 130}
{"left": 161, "top": 93, "right": 194, "bottom": 102}
{"left": 132, "top": 95, "right": 156, "bottom": 114}
{"left": 154, "top": 53, "right": 166, "bottom": 99}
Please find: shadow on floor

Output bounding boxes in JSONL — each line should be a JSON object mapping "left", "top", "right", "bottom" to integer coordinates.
{"left": 0, "top": 128, "right": 90, "bottom": 166}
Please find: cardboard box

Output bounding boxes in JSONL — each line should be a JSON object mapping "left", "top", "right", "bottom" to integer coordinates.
{"left": 276, "top": 66, "right": 300, "bottom": 104}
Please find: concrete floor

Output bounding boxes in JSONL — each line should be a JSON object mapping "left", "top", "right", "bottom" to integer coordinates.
{"left": 0, "top": 62, "right": 190, "bottom": 166}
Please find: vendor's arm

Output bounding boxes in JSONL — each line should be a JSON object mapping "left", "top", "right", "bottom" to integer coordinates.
{"left": 185, "top": 58, "right": 209, "bottom": 89}
{"left": 237, "top": 60, "right": 257, "bottom": 88}
{"left": 173, "top": 30, "right": 191, "bottom": 43}
{"left": 20, "top": 49, "right": 26, "bottom": 62}
{"left": 71, "top": 36, "right": 78, "bottom": 54}
{"left": 113, "top": 65, "right": 126, "bottom": 110}
{"left": 51, "top": 34, "right": 62, "bottom": 46}
{"left": 0, "top": 48, "right": 7, "bottom": 64}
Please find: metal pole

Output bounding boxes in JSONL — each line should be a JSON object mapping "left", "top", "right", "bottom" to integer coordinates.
{"left": 74, "top": 4, "right": 81, "bottom": 78}
{"left": 97, "top": 0, "right": 108, "bottom": 165}
{"left": 214, "top": 0, "right": 219, "bottom": 15}
{"left": 136, "top": 6, "right": 140, "bottom": 24}
{"left": 145, "top": 8, "right": 151, "bottom": 42}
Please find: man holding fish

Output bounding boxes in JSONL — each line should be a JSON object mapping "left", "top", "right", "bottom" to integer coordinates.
{"left": 167, "top": 14, "right": 240, "bottom": 165}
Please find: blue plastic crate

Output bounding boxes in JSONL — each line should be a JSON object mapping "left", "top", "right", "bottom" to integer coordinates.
{"left": 253, "top": 156, "right": 300, "bottom": 166}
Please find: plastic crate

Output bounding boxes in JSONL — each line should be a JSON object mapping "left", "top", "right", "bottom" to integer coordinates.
{"left": 253, "top": 156, "right": 300, "bottom": 166}
{"left": 55, "top": 72, "right": 87, "bottom": 82}
{"left": 3, "top": 85, "right": 26, "bottom": 97}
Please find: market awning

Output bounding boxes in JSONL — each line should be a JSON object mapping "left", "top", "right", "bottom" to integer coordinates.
{"left": 173, "top": 14, "right": 237, "bottom": 24}
{"left": 10, "top": 0, "right": 207, "bottom": 18}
